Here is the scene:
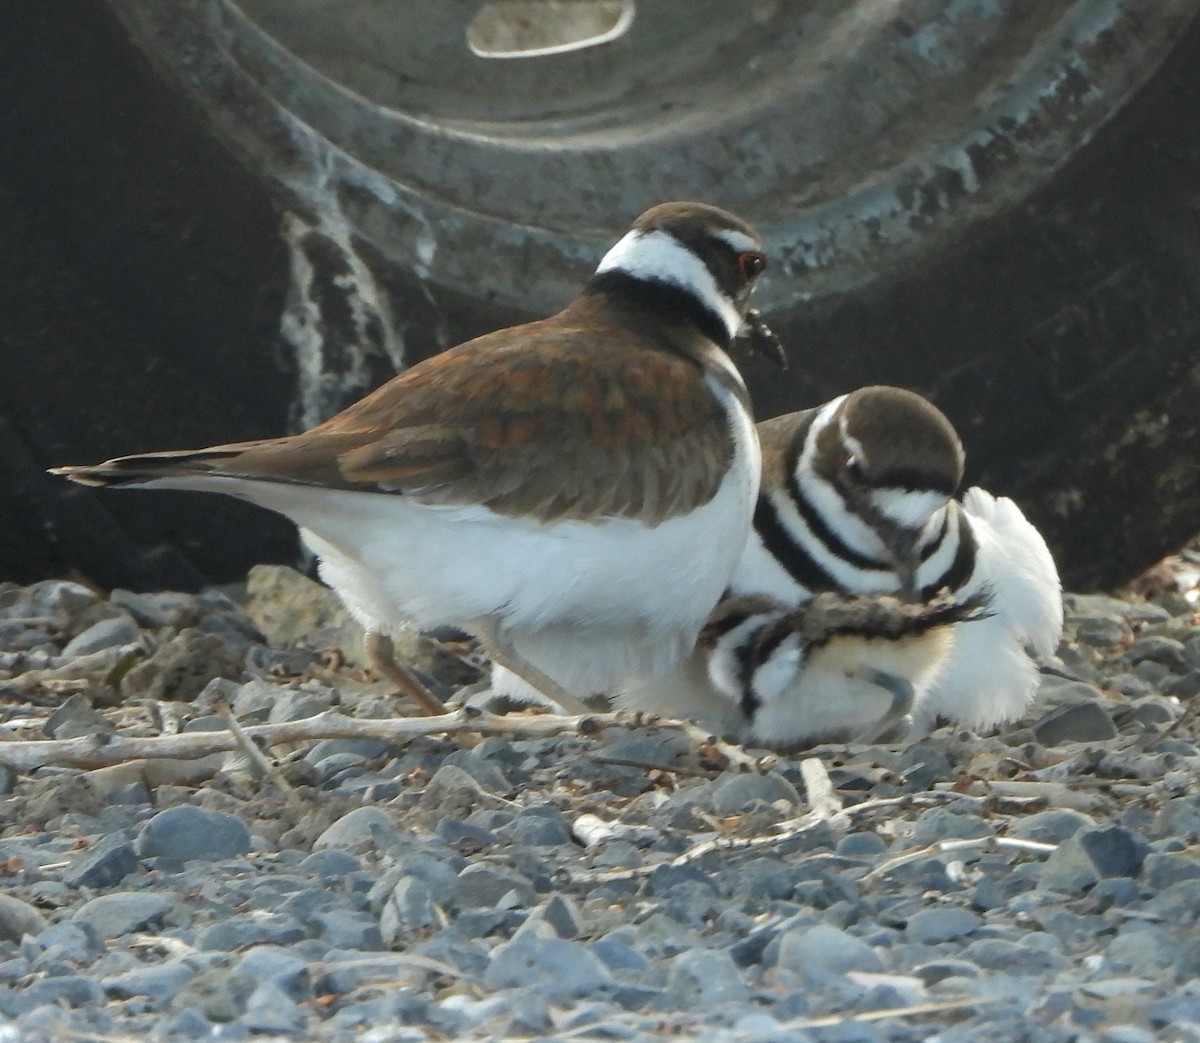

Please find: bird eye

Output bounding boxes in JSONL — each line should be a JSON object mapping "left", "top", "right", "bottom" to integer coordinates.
{"left": 845, "top": 455, "right": 864, "bottom": 482}
{"left": 738, "top": 251, "right": 767, "bottom": 280}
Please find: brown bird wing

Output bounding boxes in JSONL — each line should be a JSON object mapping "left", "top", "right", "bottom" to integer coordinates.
{"left": 62, "top": 313, "right": 736, "bottom": 527}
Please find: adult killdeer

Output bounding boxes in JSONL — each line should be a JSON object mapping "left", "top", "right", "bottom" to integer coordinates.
{"left": 732, "top": 386, "right": 1063, "bottom": 731}
{"left": 55, "top": 202, "right": 772, "bottom": 717}
{"left": 695, "top": 589, "right": 992, "bottom": 746}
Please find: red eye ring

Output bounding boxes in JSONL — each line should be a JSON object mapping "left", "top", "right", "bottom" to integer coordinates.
{"left": 738, "top": 251, "right": 767, "bottom": 280}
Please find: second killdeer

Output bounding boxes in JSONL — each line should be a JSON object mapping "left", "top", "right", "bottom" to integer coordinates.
{"left": 55, "top": 202, "right": 773, "bottom": 717}
{"left": 732, "top": 386, "right": 1063, "bottom": 731}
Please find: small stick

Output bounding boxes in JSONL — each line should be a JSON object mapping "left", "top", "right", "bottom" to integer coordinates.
{"left": 859, "top": 835, "right": 1058, "bottom": 887}
{"left": 213, "top": 698, "right": 298, "bottom": 798}
{"left": 0, "top": 709, "right": 679, "bottom": 772}
{"left": 800, "top": 757, "right": 843, "bottom": 819}
{"left": 781, "top": 996, "right": 1003, "bottom": 1030}
{"left": 573, "top": 791, "right": 982, "bottom": 883}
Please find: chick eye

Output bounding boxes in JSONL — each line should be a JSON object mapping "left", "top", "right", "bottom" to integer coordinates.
{"left": 845, "top": 456, "right": 864, "bottom": 482}
{"left": 738, "top": 251, "right": 767, "bottom": 280}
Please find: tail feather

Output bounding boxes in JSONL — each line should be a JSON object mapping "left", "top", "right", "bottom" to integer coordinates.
{"left": 50, "top": 445, "right": 261, "bottom": 489}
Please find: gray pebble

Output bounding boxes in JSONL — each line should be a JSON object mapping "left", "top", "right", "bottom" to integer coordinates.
{"left": 498, "top": 805, "right": 574, "bottom": 847}
{"left": 1127, "top": 635, "right": 1189, "bottom": 672}
{"left": 776, "top": 924, "right": 884, "bottom": 976}
{"left": 912, "top": 959, "right": 981, "bottom": 985}
{"left": 1103, "top": 1028, "right": 1159, "bottom": 1043}
{"left": 666, "top": 948, "right": 749, "bottom": 1007}
{"left": 729, "top": 856, "right": 795, "bottom": 900}
{"left": 60, "top": 615, "right": 140, "bottom": 658}
{"left": 1010, "top": 808, "right": 1095, "bottom": 844}
{"left": 1125, "top": 696, "right": 1180, "bottom": 726}
{"left": 14, "top": 974, "right": 103, "bottom": 1013}
{"left": 522, "top": 894, "right": 583, "bottom": 940}
{"left": 897, "top": 744, "right": 950, "bottom": 787}
{"left": 961, "top": 937, "right": 1061, "bottom": 974}
{"left": 837, "top": 832, "right": 888, "bottom": 856}
{"left": 306, "top": 738, "right": 395, "bottom": 763}
{"left": 312, "top": 909, "right": 384, "bottom": 950}
{"left": 1165, "top": 670, "right": 1200, "bottom": 699}
{"left": 0, "top": 894, "right": 48, "bottom": 942}
{"left": 268, "top": 687, "right": 334, "bottom": 723}
{"left": 62, "top": 834, "right": 139, "bottom": 889}
{"left": 380, "top": 877, "right": 437, "bottom": 941}
{"left": 102, "top": 956, "right": 215, "bottom": 1003}
{"left": 1106, "top": 925, "right": 1180, "bottom": 975}
{"left": 647, "top": 862, "right": 717, "bottom": 897}
{"left": 312, "top": 806, "right": 398, "bottom": 852}
{"left": 591, "top": 936, "right": 651, "bottom": 974}
{"left": 23, "top": 579, "right": 100, "bottom": 625}
{"left": 1039, "top": 826, "right": 1148, "bottom": 893}
{"left": 905, "top": 907, "right": 981, "bottom": 944}
{"left": 1032, "top": 700, "right": 1118, "bottom": 745}
{"left": 297, "top": 849, "right": 362, "bottom": 879}
{"left": 232, "top": 945, "right": 312, "bottom": 1000}
{"left": 455, "top": 863, "right": 536, "bottom": 909}
{"left": 32, "top": 922, "right": 100, "bottom": 965}
{"left": 441, "top": 748, "right": 513, "bottom": 793}
{"left": 72, "top": 891, "right": 172, "bottom": 939}
{"left": 1035, "top": 676, "right": 1107, "bottom": 705}
{"left": 229, "top": 677, "right": 281, "bottom": 718}
{"left": 109, "top": 589, "right": 199, "bottom": 628}
{"left": 1108, "top": 672, "right": 1154, "bottom": 698}
{"left": 483, "top": 937, "right": 612, "bottom": 998}
{"left": 242, "top": 980, "right": 308, "bottom": 1035}
{"left": 120, "top": 628, "right": 244, "bottom": 702}
{"left": 709, "top": 771, "right": 801, "bottom": 814}
{"left": 136, "top": 805, "right": 251, "bottom": 862}
{"left": 1073, "top": 615, "right": 1132, "bottom": 647}
{"left": 44, "top": 692, "right": 113, "bottom": 740}
{"left": 1134, "top": 659, "right": 1172, "bottom": 686}
{"left": 911, "top": 808, "right": 992, "bottom": 844}
{"left": 197, "top": 913, "right": 307, "bottom": 951}
{"left": 1142, "top": 852, "right": 1200, "bottom": 889}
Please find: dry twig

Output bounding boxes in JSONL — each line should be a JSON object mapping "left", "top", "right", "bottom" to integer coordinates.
{"left": 0, "top": 708, "right": 772, "bottom": 773}
{"left": 572, "top": 791, "right": 983, "bottom": 883}
{"left": 860, "top": 834, "right": 1058, "bottom": 887}
{"left": 213, "top": 698, "right": 298, "bottom": 798}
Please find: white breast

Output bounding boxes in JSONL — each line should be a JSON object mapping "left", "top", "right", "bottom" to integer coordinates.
{"left": 914, "top": 489, "right": 1063, "bottom": 729}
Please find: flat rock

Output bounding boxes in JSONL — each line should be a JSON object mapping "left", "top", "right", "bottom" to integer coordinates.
{"left": 312, "top": 806, "right": 398, "bottom": 852}
{"left": 905, "top": 907, "right": 982, "bottom": 944}
{"left": 455, "top": 863, "right": 535, "bottom": 909}
{"left": 60, "top": 615, "right": 140, "bottom": 658}
{"left": 776, "top": 924, "right": 884, "bottom": 977}
{"left": 1032, "top": 700, "right": 1118, "bottom": 745}
{"left": 72, "top": 891, "right": 172, "bottom": 939}
{"left": 136, "top": 805, "right": 251, "bottom": 861}
{"left": 62, "top": 834, "right": 139, "bottom": 889}
{"left": 1039, "top": 826, "right": 1148, "bottom": 893}
{"left": 666, "top": 948, "right": 749, "bottom": 1007}
{"left": 709, "top": 771, "right": 801, "bottom": 813}
{"left": 1126, "top": 635, "right": 1189, "bottom": 671}
{"left": 483, "top": 938, "right": 612, "bottom": 998}
{"left": 0, "top": 894, "right": 48, "bottom": 942}
{"left": 1010, "top": 809, "right": 1095, "bottom": 844}
{"left": 120, "top": 628, "right": 244, "bottom": 701}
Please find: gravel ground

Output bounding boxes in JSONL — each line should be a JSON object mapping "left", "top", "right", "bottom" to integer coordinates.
{"left": 2, "top": 552, "right": 1200, "bottom": 1043}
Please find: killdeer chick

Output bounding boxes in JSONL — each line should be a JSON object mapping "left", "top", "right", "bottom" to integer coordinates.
{"left": 733, "top": 386, "right": 1063, "bottom": 731}
{"left": 698, "top": 589, "right": 993, "bottom": 746}
{"left": 54, "top": 202, "right": 772, "bottom": 716}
